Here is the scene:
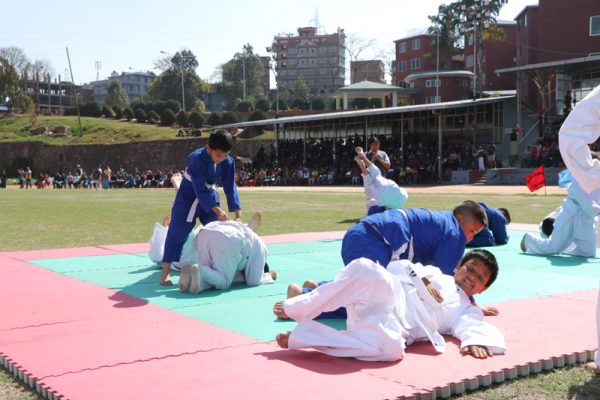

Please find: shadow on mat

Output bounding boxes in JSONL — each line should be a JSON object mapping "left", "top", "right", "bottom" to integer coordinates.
{"left": 108, "top": 291, "right": 149, "bottom": 308}
{"left": 519, "top": 253, "right": 595, "bottom": 267}
{"left": 256, "top": 349, "right": 400, "bottom": 373}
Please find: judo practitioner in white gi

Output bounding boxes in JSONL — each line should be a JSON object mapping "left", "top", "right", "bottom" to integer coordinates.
{"left": 354, "top": 146, "right": 408, "bottom": 214}
{"left": 177, "top": 217, "right": 275, "bottom": 294}
{"left": 554, "top": 85, "right": 600, "bottom": 369}
{"left": 273, "top": 250, "right": 505, "bottom": 362}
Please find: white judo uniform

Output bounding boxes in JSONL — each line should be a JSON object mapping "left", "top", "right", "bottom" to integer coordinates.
{"left": 556, "top": 84, "right": 600, "bottom": 367}
{"left": 190, "top": 220, "right": 269, "bottom": 290}
{"left": 283, "top": 258, "right": 505, "bottom": 362}
{"left": 363, "top": 164, "right": 408, "bottom": 211}
{"left": 522, "top": 180, "right": 599, "bottom": 257}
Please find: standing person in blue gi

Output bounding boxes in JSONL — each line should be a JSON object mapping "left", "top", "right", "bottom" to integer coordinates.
{"left": 365, "top": 136, "right": 391, "bottom": 176}
{"left": 273, "top": 250, "right": 505, "bottom": 362}
{"left": 468, "top": 203, "right": 511, "bottom": 247}
{"left": 160, "top": 130, "right": 242, "bottom": 286}
{"left": 354, "top": 146, "right": 408, "bottom": 214}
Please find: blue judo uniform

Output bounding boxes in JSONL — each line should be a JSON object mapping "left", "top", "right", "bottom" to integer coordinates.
{"left": 162, "top": 146, "right": 241, "bottom": 264}
{"left": 468, "top": 203, "right": 508, "bottom": 247}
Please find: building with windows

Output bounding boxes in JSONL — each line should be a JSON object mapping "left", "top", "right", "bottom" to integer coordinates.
{"left": 270, "top": 26, "right": 346, "bottom": 97}
{"left": 497, "top": 0, "right": 600, "bottom": 115}
{"left": 393, "top": 34, "right": 437, "bottom": 88}
{"left": 85, "top": 71, "right": 156, "bottom": 105}
{"left": 24, "top": 79, "right": 84, "bottom": 114}
{"left": 350, "top": 60, "right": 385, "bottom": 84}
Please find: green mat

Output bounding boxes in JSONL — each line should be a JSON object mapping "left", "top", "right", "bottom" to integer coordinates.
{"left": 29, "top": 230, "right": 600, "bottom": 341}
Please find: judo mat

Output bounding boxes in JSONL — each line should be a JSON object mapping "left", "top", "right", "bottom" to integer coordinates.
{"left": 0, "top": 226, "right": 598, "bottom": 400}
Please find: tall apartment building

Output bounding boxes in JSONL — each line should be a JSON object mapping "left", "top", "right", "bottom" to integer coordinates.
{"left": 350, "top": 60, "right": 385, "bottom": 84}
{"left": 270, "top": 26, "right": 346, "bottom": 97}
{"left": 393, "top": 34, "right": 438, "bottom": 88}
{"left": 259, "top": 56, "right": 271, "bottom": 99}
{"left": 85, "top": 71, "right": 156, "bottom": 105}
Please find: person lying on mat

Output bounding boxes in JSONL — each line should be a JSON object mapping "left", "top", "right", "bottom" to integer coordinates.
{"left": 273, "top": 250, "right": 505, "bottom": 362}
{"left": 354, "top": 146, "right": 408, "bottom": 214}
{"left": 467, "top": 203, "right": 511, "bottom": 247}
{"left": 283, "top": 200, "right": 499, "bottom": 316}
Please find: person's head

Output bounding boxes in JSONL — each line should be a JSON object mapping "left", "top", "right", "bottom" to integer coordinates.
{"left": 541, "top": 217, "right": 555, "bottom": 237}
{"left": 368, "top": 136, "right": 380, "bottom": 152}
{"left": 454, "top": 249, "right": 498, "bottom": 296}
{"left": 498, "top": 207, "right": 511, "bottom": 224}
{"left": 207, "top": 129, "right": 233, "bottom": 164}
{"left": 453, "top": 200, "right": 487, "bottom": 242}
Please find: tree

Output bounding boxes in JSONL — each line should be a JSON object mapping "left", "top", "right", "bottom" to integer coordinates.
{"left": 291, "top": 98, "right": 305, "bottom": 110}
{"left": 345, "top": 33, "right": 376, "bottom": 83}
{"left": 236, "top": 99, "right": 253, "bottom": 112}
{"left": 176, "top": 110, "right": 189, "bottom": 127}
{"left": 272, "top": 99, "right": 288, "bottom": 111}
{"left": 105, "top": 80, "right": 129, "bottom": 109}
{"left": 221, "top": 111, "right": 239, "bottom": 124}
{"left": 147, "top": 49, "right": 208, "bottom": 111}
{"left": 189, "top": 111, "right": 204, "bottom": 128}
{"left": 165, "top": 99, "right": 181, "bottom": 114}
{"left": 368, "top": 98, "right": 382, "bottom": 108}
{"left": 311, "top": 97, "right": 326, "bottom": 110}
{"left": 135, "top": 108, "right": 147, "bottom": 123}
{"left": 81, "top": 102, "right": 102, "bottom": 117}
{"left": 294, "top": 77, "right": 310, "bottom": 101}
{"left": 123, "top": 107, "right": 134, "bottom": 121}
{"left": 101, "top": 105, "right": 115, "bottom": 118}
{"left": 255, "top": 98, "right": 270, "bottom": 112}
{"left": 207, "top": 113, "right": 221, "bottom": 126}
{"left": 192, "top": 100, "right": 206, "bottom": 114}
{"left": 152, "top": 101, "right": 166, "bottom": 115}
{"left": 11, "top": 92, "right": 34, "bottom": 114}
{"left": 248, "top": 110, "right": 267, "bottom": 122}
{"left": 0, "top": 58, "right": 20, "bottom": 100}
{"left": 147, "top": 110, "right": 160, "bottom": 124}
{"left": 220, "top": 44, "right": 268, "bottom": 110}
{"left": 161, "top": 109, "right": 176, "bottom": 126}
{"left": 130, "top": 99, "right": 145, "bottom": 112}
{"left": 112, "top": 106, "right": 123, "bottom": 119}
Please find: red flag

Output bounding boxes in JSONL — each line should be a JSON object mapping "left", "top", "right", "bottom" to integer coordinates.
{"left": 525, "top": 165, "right": 545, "bottom": 192}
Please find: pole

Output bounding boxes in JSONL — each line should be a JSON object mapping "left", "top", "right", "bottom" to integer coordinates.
{"left": 438, "top": 112, "right": 442, "bottom": 182}
{"left": 180, "top": 55, "right": 186, "bottom": 111}
{"left": 242, "top": 53, "right": 246, "bottom": 101}
{"left": 436, "top": 27, "right": 440, "bottom": 102}
{"left": 473, "top": 21, "right": 477, "bottom": 99}
{"left": 65, "top": 47, "right": 82, "bottom": 136}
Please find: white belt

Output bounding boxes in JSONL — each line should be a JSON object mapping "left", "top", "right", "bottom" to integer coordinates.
{"left": 184, "top": 169, "right": 217, "bottom": 191}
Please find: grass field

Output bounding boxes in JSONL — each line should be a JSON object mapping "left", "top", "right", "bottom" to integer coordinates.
{"left": 1, "top": 186, "right": 599, "bottom": 399}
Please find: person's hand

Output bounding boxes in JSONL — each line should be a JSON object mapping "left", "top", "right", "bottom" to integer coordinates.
{"left": 213, "top": 207, "right": 230, "bottom": 221}
{"left": 463, "top": 345, "right": 492, "bottom": 359}
{"left": 355, "top": 146, "right": 364, "bottom": 155}
{"left": 481, "top": 305, "right": 499, "bottom": 316}
{"left": 270, "top": 270, "right": 277, "bottom": 281}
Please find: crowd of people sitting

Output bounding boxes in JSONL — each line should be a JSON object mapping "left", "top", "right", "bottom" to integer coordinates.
{"left": 15, "top": 165, "right": 180, "bottom": 190}
{"left": 176, "top": 128, "right": 202, "bottom": 137}
{"left": 520, "top": 136, "right": 562, "bottom": 168}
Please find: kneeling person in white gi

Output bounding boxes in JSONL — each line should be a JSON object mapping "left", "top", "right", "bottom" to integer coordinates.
{"left": 274, "top": 250, "right": 504, "bottom": 362}
{"left": 178, "top": 219, "right": 275, "bottom": 294}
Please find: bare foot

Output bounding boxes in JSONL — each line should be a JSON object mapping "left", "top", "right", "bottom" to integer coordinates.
{"left": 270, "top": 270, "right": 278, "bottom": 281}
{"left": 273, "top": 300, "right": 289, "bottom": 319}
{"left": 276, "top": 332, "right": 291, "bottom": 348}
{"left": 162, "top": 214, "right": 171, "bottom": 227}
{"left": 189, "top": 265, "right": 200, "bottom": 294}
{"left": 354, "top": 156, "right": 367, "bottom": 175}
{"left": 287, "top": 283, "right": 302, "bottom": 298}
{"left": 179, "top": 264, "right": 191, "bottom": 292}
{"left": 160, "top": 270, "right": 173, "bottom": 286}
{"left": 248, "top": 211, "right": 262, "bottom": 233}
{"left": 302, "top": 280, "right": 318, "bottom": 290}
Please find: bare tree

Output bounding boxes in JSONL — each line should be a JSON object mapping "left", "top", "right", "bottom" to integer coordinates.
{"left": 345, "top": 33, "right": 376, "bottom": 84}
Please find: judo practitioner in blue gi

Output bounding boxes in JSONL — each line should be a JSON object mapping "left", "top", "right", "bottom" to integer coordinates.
{"left": 160, "top": 130, "right": 242, "bottom": 286}
{"left": 276, "top": 200, "right": 491, "bottom": 319}
{"left": 468, "top": 203, "right": 511, "bottom": 247}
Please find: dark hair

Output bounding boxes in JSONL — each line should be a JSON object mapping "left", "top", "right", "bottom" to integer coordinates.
{"left": 368, "top": 136, "right": 380, "bottom": 145}
{"left": 208, "top": 129, "right": 233, "bottom": 152}
{"left": 460, "top": 249, "right": 498, "bottom": 288}
{"left": 541, "top": 217, "right": 555, "bottom": 237}
{"left": 453, "top": 200, "right": 488, "bottom": 227}
{"left": 498, "top": 207, "right": 511, "bottom": 224}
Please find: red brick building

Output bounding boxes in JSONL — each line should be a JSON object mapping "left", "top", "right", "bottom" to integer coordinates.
{"left": 393, "top": 34, "right": 437, "bottom": 88}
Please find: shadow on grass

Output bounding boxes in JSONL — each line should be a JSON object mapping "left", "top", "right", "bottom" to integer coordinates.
{"left": 337, "top": 218, "right": 361, "bottom": 224}
{"left": 567, "top": 367, "right": 600, "bottom": 398}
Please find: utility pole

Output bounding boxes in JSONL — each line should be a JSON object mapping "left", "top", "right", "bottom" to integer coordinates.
{"left": 66, "top": 47, "right": 82, "bottom": 136}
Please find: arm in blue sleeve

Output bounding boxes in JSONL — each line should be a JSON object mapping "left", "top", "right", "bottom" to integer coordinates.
{"left": 469, "top": 228, "right": 495, "bottom": 247}
{"left": 491, "top": 222, "right": 509, "bottom": 245}
{"left": 189, "top": 161, "right": 218, "bottom": 213}
{"left": 220, "top": 158, "right": 241, "bottom": 212}
{"left": 434, "top": 236, "right": 465, "bottom": 275}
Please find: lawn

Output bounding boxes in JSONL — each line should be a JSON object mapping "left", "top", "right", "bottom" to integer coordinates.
{"left": 0, "top": 186, "right": 598, "bottom": 399}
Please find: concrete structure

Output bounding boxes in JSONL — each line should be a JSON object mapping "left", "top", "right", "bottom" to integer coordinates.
{"left": 85, "top": 71, "right": 156, "bottom": 105}
{"left": 497, "top": 0, "right": 600, "bottom": 115}
{"left": 270, "top": 26, "right": 346, "bottom": 97}
{"left": 350, "top": 60, "right": 385, "bottom": 84}
{"left": 331, "top": 80, "right": 412, "bottom": 110}
{"left": 25, "top": 78, "right": 83, "bottom": 114}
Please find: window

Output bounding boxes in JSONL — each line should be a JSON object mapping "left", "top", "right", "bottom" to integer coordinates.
{"left": 457, "top": 79, "right": 469, "bottom": 88}
{"left": 466, "top": 54, "right": 474, "bottom": 68}
{"left": 426, "top": 79, "right": 441, "bottom": 88}
{"left": 591, "top": 16, "right": 600, "bottom": 36}
{"left": 288, "top": 48, "right": 297, "bottom": 55}
{"left": 412, "top": 38, "right": 421, "bottom": 50}
{"left": 426, "top": 96, "right": 441, "bottom": 104}
{"left": 398, "top": 61, "right": 406, "bottom": 72}
{"left": 399, "top": 42, "right": 407, "bottom": 53}
{"left": 410, "top": 58, "right": 420, "bottom": 69}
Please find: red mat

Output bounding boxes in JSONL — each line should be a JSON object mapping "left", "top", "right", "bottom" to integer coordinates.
{"left": 0, "top": 230, "right": 597, "bottom": 400}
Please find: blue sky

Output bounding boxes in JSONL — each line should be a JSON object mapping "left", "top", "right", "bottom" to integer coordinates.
{"left": 2, "top": 0, "right": 537, "bottom": 85}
